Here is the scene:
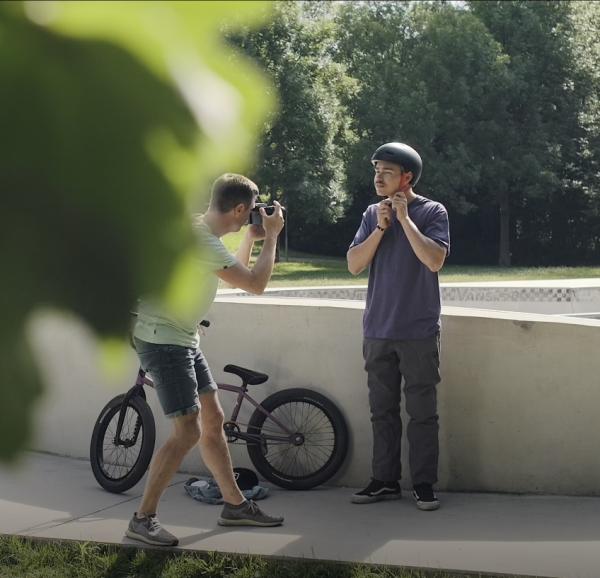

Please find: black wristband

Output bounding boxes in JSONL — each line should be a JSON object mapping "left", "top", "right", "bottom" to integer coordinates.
{"left": 376, "top": 224, "right": 386, "bottom": 232}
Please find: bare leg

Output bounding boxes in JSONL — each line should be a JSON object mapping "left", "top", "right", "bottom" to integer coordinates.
{"left": 198, "top": 391, "right": 245, "bottom": 505}
{"left": 138, "top": 413, "right": 201, "bottom": 516}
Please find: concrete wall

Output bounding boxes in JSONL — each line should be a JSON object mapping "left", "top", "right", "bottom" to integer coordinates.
{"left": 28, "top": 297, "right": 600, "bottom": 495}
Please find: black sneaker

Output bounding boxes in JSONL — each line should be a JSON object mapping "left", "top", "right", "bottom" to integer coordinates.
{"left": 351, "top": 479, "right": 401, "bottom": 504}
{"left": 412, "top": 484, "right": 440, "bottom": 511}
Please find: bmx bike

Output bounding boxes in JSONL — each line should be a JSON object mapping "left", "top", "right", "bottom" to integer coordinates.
{"left": 90, "top": 322, "right": 349, "bottom": 493}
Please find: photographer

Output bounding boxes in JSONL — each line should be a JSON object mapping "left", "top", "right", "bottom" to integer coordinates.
{"left": 127, "top": 174, "right": 285, "bottom": 547}
{"left": 347, "top": 143, "right": 450, "bottom": 511}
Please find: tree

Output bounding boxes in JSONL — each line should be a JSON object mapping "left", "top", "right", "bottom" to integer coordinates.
{"left": 332, "top": 1, "right": 511, "bottom": 262}
{"left": 228, "top": 1, "right": 357, "bottom": 255}
{"left": 334, "top": 0, "right": 599, "bottom": 265}
{"left": 567, "top": 1, "right": 600, "bottom": 262}
{"left": 469, "top": 1, "right": 592, "bottom": 265}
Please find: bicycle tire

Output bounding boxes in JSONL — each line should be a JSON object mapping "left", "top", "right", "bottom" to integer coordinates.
{"left": 90, "top": 394, "right": 155, "bottom": 493}
{"left": 246, "top": 388, "right": 349, "bottom": 490}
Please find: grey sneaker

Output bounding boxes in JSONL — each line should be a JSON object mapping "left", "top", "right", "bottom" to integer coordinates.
{"left": 126, "top": 513, "right": 179, "bottom": 546}
{"left": 218, "top": 500, "right": 284, "bottom": 527}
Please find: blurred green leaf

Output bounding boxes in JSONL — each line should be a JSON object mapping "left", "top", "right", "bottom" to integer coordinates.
{"left": 0, "top": 0, "right": 274, "bottom": 461}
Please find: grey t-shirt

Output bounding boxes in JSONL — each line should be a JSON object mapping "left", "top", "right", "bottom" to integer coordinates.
{"left": 350, "top": 195, "right": 450, "bottom": 340}
{"left": 134, "top": 218, "right": 237, "bottom": 348}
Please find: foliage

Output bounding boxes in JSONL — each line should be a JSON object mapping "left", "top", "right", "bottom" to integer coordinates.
{"left": 228, "top": 1, "right": 600, "bottom": 265}
{"left": 467, "top": 0, "right": 595, "bottom": 265}
{"left": 0, "top": 0, "right": 274, "bottom": 461}
{"left": 333, "top": 2, "right": 511, "bottom": 252}
{"left": 226, "top": 1, "right": 358, "bottom": 253}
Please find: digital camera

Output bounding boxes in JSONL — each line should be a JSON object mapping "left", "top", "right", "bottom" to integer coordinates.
{"left": 249, "top": 202, "right": 283, "bottom": 226}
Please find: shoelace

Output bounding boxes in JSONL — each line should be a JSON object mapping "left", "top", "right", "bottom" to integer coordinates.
{"left": 147, "top": 515, "right": 162, "bottom": 533}
{"left": 245, "top": 500, "right": 260, "bottom": 515}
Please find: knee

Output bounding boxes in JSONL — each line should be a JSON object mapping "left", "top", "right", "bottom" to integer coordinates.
{"left": 201, "top": 407, "right": 225, "bottom": 440}
{"left": 407, "top": 404, "right": 438, "bottom": 424}
{"left": 405, "top": 384, "right": 438, "bottom": 422}
{"left": 370, "top": 406, "right": 400, "bottom": 422}
{"left": 176, "top": 418, "right": 202, "bottom": 449}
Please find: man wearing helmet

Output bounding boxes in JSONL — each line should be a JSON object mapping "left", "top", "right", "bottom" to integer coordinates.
{"left": 347, "top": 143, "right": 450, "bottom": 511}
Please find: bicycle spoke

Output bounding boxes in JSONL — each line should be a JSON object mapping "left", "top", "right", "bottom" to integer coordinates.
{"left": 249, "top": 397, "right": 345, "bottom": 481}
{"left": 300, "top": 445, "right": 319, "bottom": 476}
{"left": 303, "top": 407, "right": 329, "bottom": 432}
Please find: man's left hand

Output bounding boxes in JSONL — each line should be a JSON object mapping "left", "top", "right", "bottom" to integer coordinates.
{"left": 391, "top": 192, "right": 409, "bottom": 222}
{"left": 246, "top": 224, "right": 266, "bottom": 241}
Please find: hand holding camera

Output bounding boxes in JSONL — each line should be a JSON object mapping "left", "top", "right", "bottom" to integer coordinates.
{"left": 246, "top": 223, "right": 266, "bottom": 242}
{"left": 249, "top": 201, "right": 285, "bottom": 239}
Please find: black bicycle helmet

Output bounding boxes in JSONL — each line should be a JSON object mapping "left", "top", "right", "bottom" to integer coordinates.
{"left": 371, "top": 142, "right": 423, "bottom": 186}
{"left": 233, "top": 467, "right": 259, "bottom": 490}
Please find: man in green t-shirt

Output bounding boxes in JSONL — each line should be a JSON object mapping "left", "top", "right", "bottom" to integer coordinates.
{"left": 126, "top": 174, "right": 285, "bottom": 547}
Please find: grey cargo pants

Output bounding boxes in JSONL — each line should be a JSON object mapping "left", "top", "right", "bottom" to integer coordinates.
{"left": 363, "top": 334, "right": 441, "bottom": 485}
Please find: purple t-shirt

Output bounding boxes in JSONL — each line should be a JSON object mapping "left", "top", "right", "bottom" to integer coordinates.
{"left": 350, "top": 195, "right": 450, "bottom": 340}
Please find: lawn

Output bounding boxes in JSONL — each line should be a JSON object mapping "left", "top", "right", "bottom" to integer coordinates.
{"left": 222, "top": 230, "right": 600, "bottom": 287}
{"left": 269, "top": 262, "right": 600, "bottom": 286}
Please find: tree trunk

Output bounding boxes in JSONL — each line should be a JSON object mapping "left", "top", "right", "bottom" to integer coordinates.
{"left": 498, "top": 191, "right": 511, "bottom": 266}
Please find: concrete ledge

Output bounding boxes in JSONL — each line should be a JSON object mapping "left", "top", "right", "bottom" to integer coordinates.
{"left": 28, "top": 296, "right": 600, "bottom": 496}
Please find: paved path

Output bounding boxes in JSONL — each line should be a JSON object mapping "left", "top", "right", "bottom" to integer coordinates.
{"left": 2, "top": 453, "right": 599, "bottom": 577}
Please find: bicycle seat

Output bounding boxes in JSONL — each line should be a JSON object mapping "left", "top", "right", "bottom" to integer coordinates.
{"left": 223, "top": 364, "right": 268, "bottom": 385}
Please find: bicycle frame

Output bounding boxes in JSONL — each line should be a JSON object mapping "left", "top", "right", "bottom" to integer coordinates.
{"left": 218, "top": 382, "right": 294, "bottom": 444}
{"left": 114, "top": 368, "right": 295, "bottom": 446}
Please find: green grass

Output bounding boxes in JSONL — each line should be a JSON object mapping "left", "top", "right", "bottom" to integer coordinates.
{"left": 0, "top": 535, "right": 522, "bottom": 578}
{"left": 438, "top": 265, "right": 600, "bottom": 282}
{"left": 268, "top": 262, "right": 600, "bottom": 286}
{"left": 221, "top": 230, "right": 600, "bottom": 287}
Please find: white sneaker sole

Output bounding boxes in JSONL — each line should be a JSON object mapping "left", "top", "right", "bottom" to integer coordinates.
{"left": 412, "top": 494, "right": 440, "bottom": 511}
{"left": 351, "top": 493, "right": 402, "bottom": 504}
{"left": 217, "top": 517, "right": 283, "bottom": 527}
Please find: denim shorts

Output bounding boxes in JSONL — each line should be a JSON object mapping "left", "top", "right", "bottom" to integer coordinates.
{"left": 134, "top": 338, "right": 218, "bottom": 418}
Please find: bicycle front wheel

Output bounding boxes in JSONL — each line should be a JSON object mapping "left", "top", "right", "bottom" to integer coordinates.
{"left": 246, "top": 388, "right": 349, "bottom": 490}
{"left": 90, "top": 394, "right": 155, "bottom": 493}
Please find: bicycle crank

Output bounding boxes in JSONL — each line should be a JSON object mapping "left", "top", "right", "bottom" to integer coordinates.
{"left": 223, "top": 421, "right": 241, "bottom": 443}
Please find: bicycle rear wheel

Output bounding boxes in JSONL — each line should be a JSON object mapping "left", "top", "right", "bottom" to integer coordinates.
{"left": 90, "top": 394, "right": 155, "bottom": 493}
{"left": 246, "top": 388, "right": 349, "bottom": 490}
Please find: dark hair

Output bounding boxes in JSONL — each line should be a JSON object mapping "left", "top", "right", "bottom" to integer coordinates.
{"left": 210, "top": 173, "right": 258, "bottom": 213}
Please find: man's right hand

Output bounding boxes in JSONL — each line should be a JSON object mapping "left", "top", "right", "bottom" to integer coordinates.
{"left": 377, "top": 199, "right": 393, "bottom": 230}
{"left": 261, "top": 200, "right": 285, "bottom": 238}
